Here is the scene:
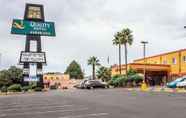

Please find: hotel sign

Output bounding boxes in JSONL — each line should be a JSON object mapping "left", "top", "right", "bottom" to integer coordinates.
{"left": 20, "top": 51, "right": 46, "bottom": 63}
{"left": 11, "top": 19, "right": 55, "bottom": 36}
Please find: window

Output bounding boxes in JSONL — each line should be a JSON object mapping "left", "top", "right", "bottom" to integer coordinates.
{"left": 163, "top": 60, "right": 167, "bottom": 64}
{"left": 172, "top": 58, "right": 176, "bottom": 64}
{"left": 183, "top": 56, "right": 186, "bottom": 62}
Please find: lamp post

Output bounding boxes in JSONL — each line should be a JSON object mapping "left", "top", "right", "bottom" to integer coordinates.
{"left": 141, "top": 41, "right": 148, "bottom": 83}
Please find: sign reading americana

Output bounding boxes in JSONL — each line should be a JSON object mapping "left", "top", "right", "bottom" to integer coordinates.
{"left": 11, "top": 19, "right": 55, "bottom": 36}
{"left": 24, "top": 76, "right": 39, "bottom": 82}
{"left": 20, "top": 51, "right": 46, "bottom": 63}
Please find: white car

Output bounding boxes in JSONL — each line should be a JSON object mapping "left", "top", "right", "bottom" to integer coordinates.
{"left": 176, "top": 80, "right": 186, "bottom": 88}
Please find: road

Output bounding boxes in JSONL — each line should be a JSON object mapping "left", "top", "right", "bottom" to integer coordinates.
{"left": 0, "top": 88, "right": 186, "bottom": 118}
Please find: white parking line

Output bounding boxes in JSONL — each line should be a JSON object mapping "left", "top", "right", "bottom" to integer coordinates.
{"left": 0, "top": 108, "right": 89, "bottom": 117}
{"left": 0, "top": 104, "right": 73, "bottom": 112}
{"left": 59, "top": 113, "right": 109, "bottom": 118}
{"left": 0, "top": 102, "right": 69, "bottom": 109}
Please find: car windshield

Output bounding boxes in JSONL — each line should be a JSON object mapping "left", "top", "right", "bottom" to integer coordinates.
{"left": 174, "top": 77, "right": 184, "bottom": 82}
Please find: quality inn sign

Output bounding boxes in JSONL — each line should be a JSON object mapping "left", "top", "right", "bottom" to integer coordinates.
{"left": 11, "top": 19, "right": 56, "bottom": 36}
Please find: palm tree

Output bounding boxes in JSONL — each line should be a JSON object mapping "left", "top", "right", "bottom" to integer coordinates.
{"left": 88, "top": 56, "right": 100, "bottom": 80}
{"left": 120, "top": 28, "right": 133, "bottom": 77}
{"left": 96, "top": 66, "right": 111, "bottom": 82}
{"left": 113, "top": 32, "right": 122, "bottom": 75}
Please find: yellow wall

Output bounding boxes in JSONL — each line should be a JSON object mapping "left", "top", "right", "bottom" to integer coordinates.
{"left": 161, "top": 52, "right": 180, "bottom": 74}
{"left": 43, "top": 73, "right": 70, "bottom": 88}
{"left": 111, "top": 65, "right": 130, "bottom": 76}
{"left": 134, "top": 50, "right": 186, "bottom": 75}
{"left": 181, "top": 50, "right": 186, "bottom": 74}
{"left": 112, "top": 49, "right": 186, "bottom": 76}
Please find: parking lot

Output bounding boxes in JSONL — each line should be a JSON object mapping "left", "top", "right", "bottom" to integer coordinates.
{"left": 0, "top": 89, "right": 186, "bottom": 118}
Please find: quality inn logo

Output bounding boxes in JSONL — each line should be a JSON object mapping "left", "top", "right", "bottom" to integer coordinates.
{"left": 13, "top": 20, "right": 25, "bottom": 30}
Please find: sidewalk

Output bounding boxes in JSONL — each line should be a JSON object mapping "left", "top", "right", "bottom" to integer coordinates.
{"left": 126, "top": 86, "right": 186, "bottom": 93}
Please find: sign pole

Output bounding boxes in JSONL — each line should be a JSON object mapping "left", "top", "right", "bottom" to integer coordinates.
{"left": 11, "top": 3, "right": 55, "bottom": 88}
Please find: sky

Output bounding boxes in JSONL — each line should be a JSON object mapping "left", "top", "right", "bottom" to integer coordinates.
{"left": 1, "top": 0, "right": 186, "bottom": 75}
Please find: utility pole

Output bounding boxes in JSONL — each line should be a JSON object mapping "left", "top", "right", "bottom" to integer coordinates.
{"left": 141, "top": 41, "right": 148, "bottom": 83}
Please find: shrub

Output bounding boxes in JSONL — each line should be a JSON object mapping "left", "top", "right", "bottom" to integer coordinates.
{"left": 31, "top": 84, "right": 37, "bottom": 89}
{"left": 22, "top": 86, "right": 32, "bottom": 92}
{"left": 109, "top": 75, "right": 126, "bottom": 87}
{"left": 1, "top": 86, "right": 7, "bottom": 93}
{"left": 34, "top": 87, "right": 42, "bottom": 92}
{"left": 130, "top": 74, "right": 143, "bottom": 83}
{"left": 7, "top": 84, "right": 22, "bottom": 92}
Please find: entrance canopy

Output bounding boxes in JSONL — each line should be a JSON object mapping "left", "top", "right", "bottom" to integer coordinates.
{"left": 111, "top": 63, "right": 171, "bottom": 76}
{"left": 129, "top": 63, "right": 171, "bottom": 72}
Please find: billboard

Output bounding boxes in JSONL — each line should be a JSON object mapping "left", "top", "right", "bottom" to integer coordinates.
{"left": 24, "top": 76, "right": 39, "bottom": 82}
{"left": 20, "top": 51, "right": 46, "bottom": 63}
{"left": 11, "top": 19, "right": 55, "bottom": 36}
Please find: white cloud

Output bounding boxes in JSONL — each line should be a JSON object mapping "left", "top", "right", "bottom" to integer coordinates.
{"left": 1, "top": 0, "right": 186, "bottom": 75}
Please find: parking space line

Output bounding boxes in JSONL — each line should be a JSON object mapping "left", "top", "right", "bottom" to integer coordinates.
{"left": 0, "top": 108, "right": 89, "bottom": 117}
{"left": 0, "top": 103, "right": 69, "bottom": 109}
{"left": 59, "top": 113, "right": 109, "bottom": 118}
{"left": 0, "top": 104, "right": 73, "bottom": 112}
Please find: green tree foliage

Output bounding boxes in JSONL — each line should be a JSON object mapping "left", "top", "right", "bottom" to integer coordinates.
{"left": 0, "top": 70, "right": 12, "bottom": 87}
{"left": 88, "top": 56, "right": 100, "bottom": 80}
{"left": 65, "top": 60, "right": 84, "bottom": 79}
{"left": 96, "top": 66, "right": 111, "bottom": 82}
{"left": 108, "top": 75, "right": 127, "bottom": 87}
{"left": 0, "top": 66, "right": 23, "bottom": 88}
{"left": 127, "top": 68, "right": 137, "bottom": 76}
{"left": 8, "top": 66, "right": 23, "bottom": 84}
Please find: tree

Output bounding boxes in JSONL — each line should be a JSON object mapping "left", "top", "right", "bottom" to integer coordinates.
{"left": 0, "top": 66, "right": 23, "bottom": 88}
{"left": 96, "top": 66, "right": 111, "bottom": 82}
{"left": 88, "top": 56, "right": 100, "bottom": 80}
{"left": 65, "top": 60, "right": 84, "bottom": 79}
{"left": 113, "top": 32, "right": 122, "bottom": 75}
{"left": 0, "top": 70, "right": 12, "bottom": 88}
{"left": 8, "top": 66, "right": 23, "bottom": 84}
{"left": 119, "top": 28, "right": 133, "bottom": 77}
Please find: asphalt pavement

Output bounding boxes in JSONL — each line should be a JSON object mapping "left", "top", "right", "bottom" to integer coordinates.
{"left": 0, "top": 88, "right": 186, "bottom": 118}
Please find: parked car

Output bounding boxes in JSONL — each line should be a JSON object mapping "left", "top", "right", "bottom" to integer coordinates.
{"left": 176, "top": 80, "right": 186, "bottom": 88}
{"left": 167, "top": 76, "right": 186, "bottom": 88}
{"left": 74, "top": 79, "right": 88, "bottom": 89}
{"left": 84, "top": 80, "right": 109, "bottom": 89}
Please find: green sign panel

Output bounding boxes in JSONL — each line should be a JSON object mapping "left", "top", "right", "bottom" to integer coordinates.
{"left": 11, "top": 19, "right": 55, "bottom": 36}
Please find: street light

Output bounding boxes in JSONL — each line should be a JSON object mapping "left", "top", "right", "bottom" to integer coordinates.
{"left": 141, "top": 41, "right": 148, "bottom": 83}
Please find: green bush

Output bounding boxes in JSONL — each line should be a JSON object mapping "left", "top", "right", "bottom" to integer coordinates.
{"left": 109, "top": 75, "right": 126, "bottom": 87}
{"left": 7, "top": 84, "right": 22, "bottom": 92}
{"left": 31, "top": 84, "right": 37, "bottom": 89}
{"left": 34, "top": 87, "right": 42, "bottom": 92}
{"left": 1, "top": 86, "right": 7, "bottom": 93}
{"left": 22, "top": 86, "right": 32, "bottom": 92}
{"left": 130, "top": 74, "right": 143, "bottom": 83}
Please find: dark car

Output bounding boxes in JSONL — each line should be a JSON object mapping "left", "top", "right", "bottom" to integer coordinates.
{"left": 84, "top": 80, "right": 108, "bottom": 89}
